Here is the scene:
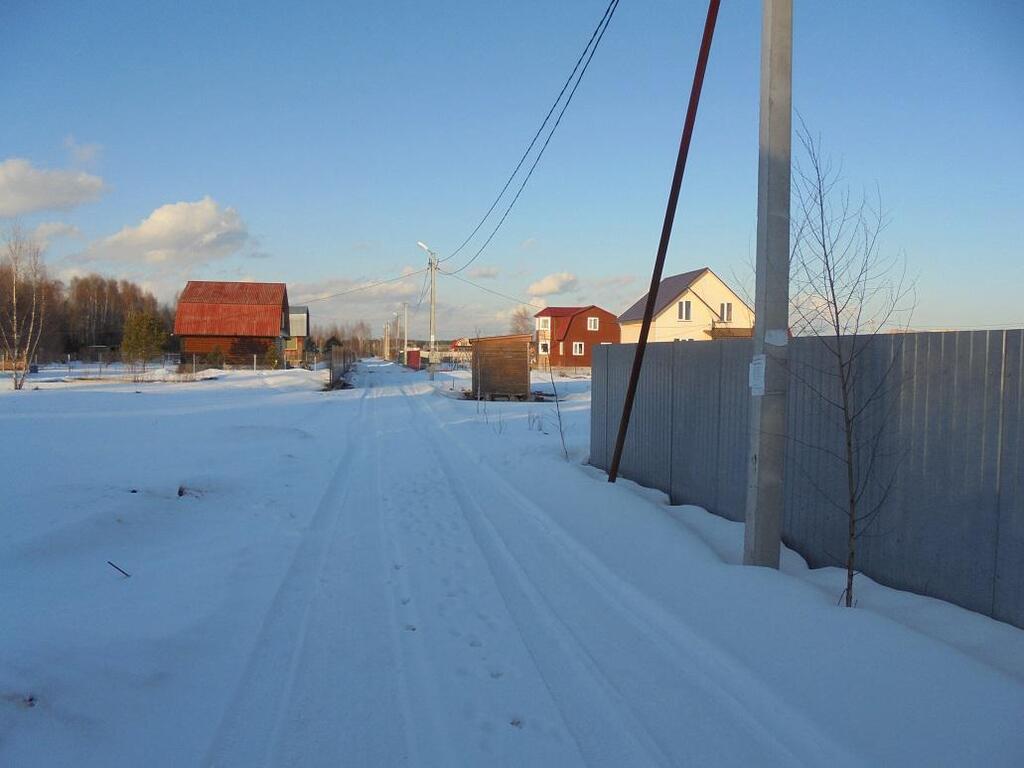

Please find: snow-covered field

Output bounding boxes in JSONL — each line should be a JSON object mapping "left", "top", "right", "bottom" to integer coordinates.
{"left": 2, "top": 360, "right": 1022, "bottom": 767}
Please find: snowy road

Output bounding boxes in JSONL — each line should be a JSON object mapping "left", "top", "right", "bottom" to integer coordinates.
{"left": 3, "top": 360, "right": 1023, "bottom": 766}
{"left": 206, "top": 367, "right": 822, "bottom": 767}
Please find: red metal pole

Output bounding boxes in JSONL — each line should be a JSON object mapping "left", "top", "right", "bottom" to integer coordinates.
{"left": 608, "top": 0, "right": 722, "bottom": 482}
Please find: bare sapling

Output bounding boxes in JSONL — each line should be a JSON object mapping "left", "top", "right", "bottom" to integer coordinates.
{"left": 549, "top": 368, "right": 569, "bottom": 461}
{"left": 789, "top": 121, "right": 914, "bottom": 607}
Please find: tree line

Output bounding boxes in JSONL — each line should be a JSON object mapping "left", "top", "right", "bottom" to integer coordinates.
{"left": 7, "top": 269, "right": 176, "bottom": 361}
{"left": 2, "top": 226, "right": 176, "bottom": 385}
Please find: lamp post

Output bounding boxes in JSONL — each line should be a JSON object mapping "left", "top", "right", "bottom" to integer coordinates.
{"left": 416, "top": 241, "right": 439, "bottom": 380}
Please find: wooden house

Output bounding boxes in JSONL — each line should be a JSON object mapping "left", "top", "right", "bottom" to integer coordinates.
{"left": 471, "top": 334, "right": 531, "bottom": 400}
{"left": 534, "top": 305, "right": 620, "bottom": 370}
{"left": 618, "top": 267, "right": 753, "bottom": 343}
{"left": 174, "top": 281, "right": 289, "bottom": 364}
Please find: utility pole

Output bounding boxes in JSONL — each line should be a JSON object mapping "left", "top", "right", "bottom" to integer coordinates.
{"left": 403, "top": 302, "right": 409, "bottom": 366}
{"left": 417, "top": 241, "right": 439, "bottom": 380}
{"left": 744, "top": 0, "right": 792, "bottom": 568}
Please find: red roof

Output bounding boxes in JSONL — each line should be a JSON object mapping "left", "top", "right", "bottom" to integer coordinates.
{"left": 534, "top": 306, "right": 593, "bottom": 318}
{"left": 174, "top": 281, "right": 288, "bottom": 337}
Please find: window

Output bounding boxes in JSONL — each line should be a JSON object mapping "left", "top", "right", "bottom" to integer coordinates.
{"left": 285, "top": 338, "right": 297, "bottom": 351}
{"left": 572, "top": 341, "right": 584, "bottom": 356}
{"left": 678, "top": 300, "right": 692, "bottom": 321}
{"left": 537, "top": 317, "right": 550, "bottom": 330}
{"left": 719, "top": 302, "right": 733, "bottom": 322}
{"left": 587, "top": 316, "right": 599, "bottom": 331}
{"left": 538, "top": 341, "right": 550, "bottom": 355}
{"left": 559, "top": 342, "right": 564, "bottom": 356}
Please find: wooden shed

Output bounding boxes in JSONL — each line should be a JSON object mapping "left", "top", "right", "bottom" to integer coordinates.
{"left": 174, "top": 281, "right": 289, "bottom": 364}
{"left": 471, "top": 334, "right": 531, "bottom": 400}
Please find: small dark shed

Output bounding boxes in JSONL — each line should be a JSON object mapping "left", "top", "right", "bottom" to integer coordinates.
{"left": 471, "top": 334, "right": 531, "bottom": 400}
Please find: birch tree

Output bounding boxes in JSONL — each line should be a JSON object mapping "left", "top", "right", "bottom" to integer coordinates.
{"left": 0, "top": 226, "right": 47, "bottom": 390}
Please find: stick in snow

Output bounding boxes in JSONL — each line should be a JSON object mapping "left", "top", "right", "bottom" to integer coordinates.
{"left": 107, "top": 560, "right": 131, "bottom": 578}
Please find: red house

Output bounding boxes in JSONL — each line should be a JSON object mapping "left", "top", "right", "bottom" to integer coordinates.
{"left": 534, "top": 305, "right": 620, "bottom": 369}
{"left": 174, "top": 281, "right": 289, "bottom": 364}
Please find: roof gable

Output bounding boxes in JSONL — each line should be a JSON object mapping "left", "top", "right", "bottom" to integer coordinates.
{"left": 618, "top": 268, "right": 709, "bottom": 324}
{"left": 174, "top": 280, "right": 288, "bottom": 337}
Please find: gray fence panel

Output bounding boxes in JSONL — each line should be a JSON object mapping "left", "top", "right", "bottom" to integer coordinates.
{"left": 670, "top": 341, "right": 724, "bottom": 512}
{"left": 590, "top": 330, "right": 1024, "bottom": 628}
{"left": 714, "top": 341, "right": 754, "bottom": 522}
{"left": 622, "top": 344, "right": 675, "bottom": 490}
{"left": 590, "top": 344, "right": 609, "bottom": 468}
{"left": 995, "top": 329, "right": 1023, "bottom": 625}
{"left": 783, "top": 336, "right": 849, "bottom": 568}
{"left": 594, "top": 344, "right": 674, "bottom": 492}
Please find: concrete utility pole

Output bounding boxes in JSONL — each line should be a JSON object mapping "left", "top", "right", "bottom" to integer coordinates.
{"left": 744, "top": 0, "right": 793, "bottom": 568}
{"left": 403, "top": 302, "right": 409, "bottom": 366}
{"left": 417, "top": 241, "right": 439, "bottom": 380}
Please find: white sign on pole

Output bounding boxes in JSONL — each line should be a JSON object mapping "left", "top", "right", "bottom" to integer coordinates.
{"left": 748, "top": 353, "right": 766, "bottom": 396}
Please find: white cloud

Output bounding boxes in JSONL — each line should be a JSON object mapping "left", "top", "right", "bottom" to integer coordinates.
{"left": 84, "top": 197, "right": 248, "bottom": 268}
{"left": 0, "top": 158, "right": 105, "bottom": 217}
{"left": 527, "top": 271, "right": 577, "bottom": 297}
{"left": 63, "top": 135, "right": 102, "bottom": 165}
{"left": 31, "top": 221, "right": 82, "bottom": 250}
{"left": 468, "top": 266, "right": 500, "bottom": 280}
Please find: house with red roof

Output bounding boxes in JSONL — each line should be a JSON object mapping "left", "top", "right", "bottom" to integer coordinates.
{"left": 174, "top": 280, "right": 290, "bottom": 364}
{"left": 534, "top": 305, "right": 620, "bottom": 370}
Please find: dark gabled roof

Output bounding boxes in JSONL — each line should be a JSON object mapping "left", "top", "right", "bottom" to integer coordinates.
{"left": 618, "top": 268, "right": 710, "bottom": 324}
{"left": 174, "top": 280, "right": 288, "bottom": 337}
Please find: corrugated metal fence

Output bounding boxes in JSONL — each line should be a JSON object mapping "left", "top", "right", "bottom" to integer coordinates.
{"left": 591, "top": 330, "right": 1023, "bottom": 628}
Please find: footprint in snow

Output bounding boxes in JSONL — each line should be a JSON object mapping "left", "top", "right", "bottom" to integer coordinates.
{"left": 404, "top": 624, "right": 417, "bottom": 632}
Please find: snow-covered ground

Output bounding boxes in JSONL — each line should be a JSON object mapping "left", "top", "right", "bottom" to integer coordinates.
{"left": 1, "top": 360, "right": 1022, "bottom": 767}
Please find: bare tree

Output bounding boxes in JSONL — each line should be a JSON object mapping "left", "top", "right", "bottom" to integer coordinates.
{"left": 509, "top": 305, "right": 533, "bottom": 335}
{"left": 789, "top": 122, "right": 914, "bottom": 607}
{"left": 0, "top": 225, "right": 47, "bottom": 390}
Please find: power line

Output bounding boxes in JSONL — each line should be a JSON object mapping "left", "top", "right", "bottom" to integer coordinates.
{"left": 414, "top": 269, "right": 430, "bottom": 310}
{"left": 441, "top": 269, "right": 545, "bottom": 309}
{"left": 447, "top": 0, "right": 620, "bottom": 275}
{"left": 297, "top": 268, "right": 428, "bottom": 304}
{"left": 441, "top": 0, "right": 620, "bottom": 265}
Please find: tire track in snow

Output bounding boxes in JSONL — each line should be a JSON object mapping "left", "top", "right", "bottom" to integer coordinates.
{"left": 204, "top": 368, "right": 408, "bottom": 767}
{"left": 407, "top": 384, "right": 858, "bottom": 766}
{"left": 395, "top": 384, "right": 673, "bottom": 768}
{"left": 372, "top": 372, "right": 587, "bottom": 766}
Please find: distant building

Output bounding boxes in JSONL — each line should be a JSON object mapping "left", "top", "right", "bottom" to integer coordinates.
{"left": 618, "top": 267, "right": 753, "bottom": 343}
{"left": 534, "top": 305, "right": 620, "bottom": 370}
{"left": 285, "top": 305, "right": 309, "bottom": 366}
{"left": 174, "top": 281, "right": 289, "bottom": 364}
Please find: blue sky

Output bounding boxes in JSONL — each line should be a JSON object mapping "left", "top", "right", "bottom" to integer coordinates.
{"left": 2, "top": 0, "right": 1021, "bottom": 337}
